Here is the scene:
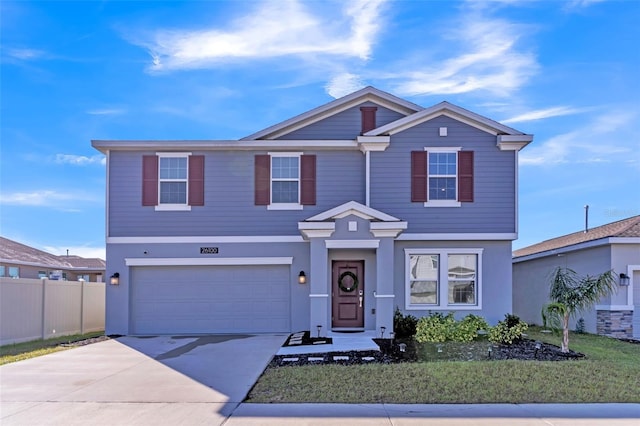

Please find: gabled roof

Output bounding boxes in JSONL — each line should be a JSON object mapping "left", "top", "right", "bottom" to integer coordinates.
{"left": 513, "top": 215, "right": 640, "bottom": 259}
{"left": 304, "top": 201, "right": 402, "bottom": 222}
{"left": 0, "top": 236, "right": 105, "bottom": 270}
{"left": 241, "top": 86, "right": 423, "bottom": 141}
{"left": 366, "top": 101, "right": 530, "bottom": 137}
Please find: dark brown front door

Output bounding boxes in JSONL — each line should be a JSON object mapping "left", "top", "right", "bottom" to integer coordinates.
{"left": 332, "top": 260, "right": 364, "bottom": 329}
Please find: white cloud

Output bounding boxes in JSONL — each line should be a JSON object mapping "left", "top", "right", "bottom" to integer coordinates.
{"left": 520, "top": 109, "right": 639, "bottom": 166}
{"left": 127, "top": 0, "right": 386, "bottom": 72}
{"left": 5, "top": 47, "right": 46, "bottom": 60}
{"left": 502, "top": 106, "right": 591, "bottom": 123}
{"left": 0, "top": 190, "right": 101, "bottom": 208}
{"left": 87, "top": 108, "right": 126, "bottom": 116}
{"left": 564, "top": 0, "right": 607, "bottom": 10}
{"left": 325, "top": 73, "right": 367, "bottom": 98}
{"left": 390, "top": 15, "right": 537, "bottom": 97}
{"left": 55, "top": 154, "right": 106, "bottom": 166}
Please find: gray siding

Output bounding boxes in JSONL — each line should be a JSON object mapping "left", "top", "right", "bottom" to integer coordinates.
{"left": 371, "top": 115, "right": 516, "bottom": 234}
{"left": 279, "top": 102, "right": 406, "bottom": 140}
{"left": 108, "top": 150, "right": 365, "bottom": 237}
{"left": 394, "top": 240, "right": 513, "bottom": 325}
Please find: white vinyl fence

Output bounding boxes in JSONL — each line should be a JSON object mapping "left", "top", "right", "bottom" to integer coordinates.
{"left": 0, "top": 278, "right": 105, "bottom": 346}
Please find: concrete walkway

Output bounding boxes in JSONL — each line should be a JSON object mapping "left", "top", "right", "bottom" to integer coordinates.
{"left": 1, "top": 336, "right": 638, "bottom": 425}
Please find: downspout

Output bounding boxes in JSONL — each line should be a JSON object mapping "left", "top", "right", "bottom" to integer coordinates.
{"left": 365, "top": 150, "right": 370, "bottom": 207}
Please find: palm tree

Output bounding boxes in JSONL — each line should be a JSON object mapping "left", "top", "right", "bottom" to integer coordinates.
{"left": 545, "top": 267, "right": 616, "bottom": 353}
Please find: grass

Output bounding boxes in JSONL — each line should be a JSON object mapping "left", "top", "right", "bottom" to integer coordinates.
{"left": 0, "top": 331, "right": 105, "bottom": 365}
{"left": 247, "top": 327, "right": 640, "bottom": 403}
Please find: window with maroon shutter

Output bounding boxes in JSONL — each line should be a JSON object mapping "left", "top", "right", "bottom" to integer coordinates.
{"left": 188, "top": 155, "right": 205, "bottom": 206}
{"left": 458, "top": 151, "right": 474, "bottom": 202}
{"left": 142, "top": 155, "right": 159, "bottom": 206}
{"left": 360, "top": 106, "right": 378, "bottom": 134}
{"left": 411, "top": 151, "right": 427, "bottom": 202}
{"left": 300, "top": 155, "right": 316, "bottom": 205}
{"left": 255, "top": 155, "right": 271, "bottom": 205}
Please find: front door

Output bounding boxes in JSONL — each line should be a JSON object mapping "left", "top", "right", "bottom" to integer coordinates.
{"left": 332, "top": 260, "right": 364, "bottom": 329}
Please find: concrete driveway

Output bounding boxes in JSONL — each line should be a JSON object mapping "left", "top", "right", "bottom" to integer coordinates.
{"left": 0, "top": 334, "right": 287, "bottom": 425}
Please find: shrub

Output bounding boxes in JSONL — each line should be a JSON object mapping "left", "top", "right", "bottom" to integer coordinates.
{"left": 393, "top": 307, "right": 418, "bottom": 338}
{"left": 488, "top": 314, "right": 528, "bottom": 345}
{"left": 415, "top": 312, "right": 454, "bottom": 343}
{"left": 415, "top": 312, "right": 489, "bottom": 343}
{"left": 575, "top": 318, "right": 586, "bottom": 334}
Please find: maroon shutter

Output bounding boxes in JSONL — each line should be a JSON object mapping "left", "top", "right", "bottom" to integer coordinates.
{"left": 142, "top": 155, "right": 158, "bottom": 206}
{"left": 188, "top": 155, "right": 205, "bottom": 206}
{"left": 360, "top": 106, "right": 378, "bottom": 134}
{"left": 411, "top": 151, "right": 427, "bottom": 202}
{"left": 300, "top": 154, "right": 316, "bottom": 205}
{"left": 255, "top": 155, "right": 270, "bottom": 205}
{"left": 458, "top": 151, "right": 474, "bottom": 202}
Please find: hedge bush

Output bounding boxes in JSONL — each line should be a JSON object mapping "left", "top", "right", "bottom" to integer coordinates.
{"left": 415, "top": 312, "right": 489, "bottom": 343}
{"left": 487, "top": 314, "right": 528, "bottom": 344}
{"left": 393, "top": 307, "right": 418, "bottom": 338}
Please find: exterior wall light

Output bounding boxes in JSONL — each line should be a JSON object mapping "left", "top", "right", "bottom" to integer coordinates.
{"left": 619, "top": 273, "right": 630, "bottom": 286}
{"left": 298, "top": 271, "right": 307, "bottom": 284}
{"left": 110, "top": 272, "right": 120, "bottom": 285}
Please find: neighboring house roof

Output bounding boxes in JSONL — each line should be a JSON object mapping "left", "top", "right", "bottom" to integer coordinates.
{"left": 513, "top": 215, "right": 640, "bottom": 259}
{"left": 0, "top": 236, "right": 105, "bottom": 270}
{"left": 241, "top": 86, "right": 424, "bottom": 141}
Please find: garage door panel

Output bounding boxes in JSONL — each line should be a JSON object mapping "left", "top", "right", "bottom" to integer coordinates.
{"left": 131, "top": 265, "right": 290, "bottom": 334}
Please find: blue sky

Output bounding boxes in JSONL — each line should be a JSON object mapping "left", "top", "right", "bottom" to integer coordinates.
{"left": 1, "top": 0, "right": 639, "bottom": 259}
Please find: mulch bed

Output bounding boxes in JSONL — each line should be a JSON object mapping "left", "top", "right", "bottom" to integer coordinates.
{"left": 269, "top": 335, "right": 585, "bottom": 368}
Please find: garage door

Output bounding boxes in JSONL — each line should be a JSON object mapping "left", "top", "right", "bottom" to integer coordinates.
{"left": 131, "top": 265, "right": 290, "bottom": 334}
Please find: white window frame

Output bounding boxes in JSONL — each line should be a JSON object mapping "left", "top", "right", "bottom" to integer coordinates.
{"left": 268, "top": 152, "right": 303, "bottom": 210}
{"left": 405, "top": 248, "right": 483, "bottom": 310}
{"left": 424, "top": 147, "right": 461, "bottom": 208}
{"left": 156, "top": 152, "right": 191, "bottom": 211}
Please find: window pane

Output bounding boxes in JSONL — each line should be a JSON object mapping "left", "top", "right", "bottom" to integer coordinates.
{"left": 272, "top": 181, "right": 299, "bottom": 203}
{"left": 429, "top": 152, "right": 456, "bottom": 175}
{"left": 448, "top": 254, "right": 477, "bottom": 304}
{"left": 0, "top": 266, "right": 4, "bottom": 276}
{"left": 160, "top": 182, "right": 187, "bottom": 204}
{"left": 409, "top": 255, "right": 438, "bottom": 305}
{"left": 429, "top": 177, "right": 456, "bottom": 200}
{"left": 8, "top": 267, "right": 19, "bottom": 278}
{"left": 159, "top": 157, "right": 187, "bottom": 179}
{"left": 272, "top": 157, "right": 299, "bottom": 179}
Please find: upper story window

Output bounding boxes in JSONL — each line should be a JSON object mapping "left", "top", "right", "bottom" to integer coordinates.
{"left": 411, "top": 148, "right": 474, "bottom": 207}
{"left": 142, "top": 153, "right": 204, "bottom": 211}
{"left": 405, "top": 248, "right": 482, "bottom": 310}
{"left": 428, "top": 152, "right": 457, "bottom": 202}
{"left": 255, "top": 153, "right": 316, "bottom": 210}
{"left": 159, "top": 156, "right": 188, "bottom": 205}
{"left": 271, "top": 155, "right": 300, "bottom": 205}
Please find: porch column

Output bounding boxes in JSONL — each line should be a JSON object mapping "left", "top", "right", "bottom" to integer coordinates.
{"left": 309, "top": 238, "right": 329, "bottom": 336}
{"left": 375, "top": 237, "right": 395, "bottom": 335}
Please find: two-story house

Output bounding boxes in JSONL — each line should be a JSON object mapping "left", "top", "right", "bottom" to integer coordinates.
{"left": 92, "top": 86, "right": 532, "bottom": 336}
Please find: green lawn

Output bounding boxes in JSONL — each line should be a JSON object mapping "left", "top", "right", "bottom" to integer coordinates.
{"left": 247, "top": 328, "right": 640, "bottom": 403}
{"left": 0, "top": 331, "right": 105, "bottom": 365}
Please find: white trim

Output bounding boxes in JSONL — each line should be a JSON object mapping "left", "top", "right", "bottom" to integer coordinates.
{"left": 156, "top": 151, "right": 191, "bottom": 157}
{"left": 305, "top": 201, "right": 401, "bottom": 222}
{"left": 370, "top": 221, "right": 408, "bottom": 238}
{"left": 125, "top": 257, "right": 294, "bottom": 266}
{"left": 325, "top": 240, "right": 380, "bottom": 249}
{"left": 424, "top": 201, "right": 462, "bottom": 208}
{"left": 424, "top": 146, "right": 462, "bottom": 152}
{"left": 595, "top": 305, "right": 634, "bottom": 311}
{"left": 267, "top": 203, "right": 303, "bottom": 211}
{"left": 357, "top": 136, "right": 390, "bottom": 153}
{"left": 268, "top": 151, "right": 303, "bottom": 157}
{"left": 373, "top": 293, "right": 395, "bottom": 298}
{"left": 241, "top": 87, "right": 422, "bottom": 140}
{"left": 365, "top": 150, "right": 370, "bottom": 206}
{"left": 155, "top": 204, "right": 191, "bottom": 211}
{"left": 627, "top": 264, "right": 640, "bottom": 309}
{"left": 497, "top": 135, "right": 533, "bottom": 151}
{"left": 404, "top": 248, "right": 484, "bottom": 311}
{"left": 92, "top": 139, "right": 359, "bottom": 154}
{"left": 309, "top": 293, "right": 329, "bottom": 298}
{"left": 107, "top": 236, "right": 306, "bottom": 244}
{"left": 398, "top": 233, "right": 517, "bottom": 241}
{"left": 610, "top": 237, "right": 640, "bottom": 244}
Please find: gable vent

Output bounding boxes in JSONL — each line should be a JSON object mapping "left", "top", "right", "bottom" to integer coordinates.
{"left": 360, "top": 106, "right": 378, "bottom": 134}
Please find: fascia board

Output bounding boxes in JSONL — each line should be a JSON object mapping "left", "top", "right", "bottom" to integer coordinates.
{"left": 92, "top": 139, "right": 359, "bottom": 153}
{"left": 365, "top": 102, "right": 528, "bottom": 137}
{"left": 241, "top": 87, "right": 423, "bottom": 141}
